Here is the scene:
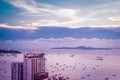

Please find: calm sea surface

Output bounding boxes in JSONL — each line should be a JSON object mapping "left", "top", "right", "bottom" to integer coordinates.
{"left": 0, "top": 49, "right": 120, "bottom": 80}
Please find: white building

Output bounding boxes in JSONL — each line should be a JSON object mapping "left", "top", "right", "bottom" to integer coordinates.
{"left": 11, "top": 62, "right": 23, "bottom": 80}
{"left": 23, "top": 52, "right": 46, "bottom": 80}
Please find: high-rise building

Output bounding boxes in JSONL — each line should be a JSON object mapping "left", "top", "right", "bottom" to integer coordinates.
{"left": 11, "top": 62, "right": 23, "bottom": 80}
{"left": 23, "top": 52, "right": 46, "bottom": 80}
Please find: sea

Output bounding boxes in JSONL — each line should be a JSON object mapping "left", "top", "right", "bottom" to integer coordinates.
{"left": 0, "top": 49, "right": 120, "bottom": 80}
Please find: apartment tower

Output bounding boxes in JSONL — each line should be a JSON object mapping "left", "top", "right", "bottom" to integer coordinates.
{"left": 23, "top": 53, "right": 46, "bottom": 80}
{"left": 11, "top": 62, "right": 23, "bottom": 80}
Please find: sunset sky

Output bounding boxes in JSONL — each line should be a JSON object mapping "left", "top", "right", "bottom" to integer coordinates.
{"left": 0, "top": 0, "right": 120, "bottom": 51}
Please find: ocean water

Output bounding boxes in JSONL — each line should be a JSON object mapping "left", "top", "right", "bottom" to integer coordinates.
{"left": 0, "top": 49, "right": 120, "bottom": 80}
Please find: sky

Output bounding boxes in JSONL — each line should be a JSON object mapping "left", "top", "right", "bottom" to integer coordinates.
{"left": 0, "top": 0, "right": 120, "bottom": 29}
{"left": 0, "top": 0, "right": 120, "bottom": 51}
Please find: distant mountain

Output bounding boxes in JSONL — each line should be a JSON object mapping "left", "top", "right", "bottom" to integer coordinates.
{"left": 51, "top": 46, "right": 112, "bottom": 50}
{"left": 0, "top": 49, "right": 21, "bottom": 54}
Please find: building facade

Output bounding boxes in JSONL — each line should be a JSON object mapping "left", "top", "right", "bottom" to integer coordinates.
{"left": 11, "top": 62, "right": 23, "bottom": 80}
{"left": 23, "top": 53, "right": 46, "bottom": 80}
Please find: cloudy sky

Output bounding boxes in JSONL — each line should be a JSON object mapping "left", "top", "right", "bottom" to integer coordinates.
{"left": 0, "top": 0, "right": 120, "bottom": 51}
{"left": 1, "top": 0, "right": 120, "bottom": 29}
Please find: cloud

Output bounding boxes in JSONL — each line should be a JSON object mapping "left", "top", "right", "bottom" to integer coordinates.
{"left": 0, "top": 23, "right": 37, "bottom": 29}
{"left": 6, "top": 0, "right": 39, "bottom": 14}
{"left": 109, "top": 17, "right": 120, "bottom": 21}
{"left": 1, "top": 38, "right": 120, "bottom": 51}
{"left": 3, "top": 0, "right": 120, "bottom": 29}
{"left": 0, "top": 27, "right": 120, "bottom": 40}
